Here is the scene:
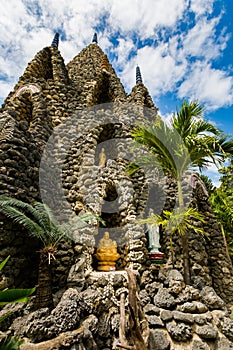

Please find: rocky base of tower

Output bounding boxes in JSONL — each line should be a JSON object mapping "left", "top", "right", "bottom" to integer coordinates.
{"left": 1, "top": 267, "right": 233, "bottom": 350}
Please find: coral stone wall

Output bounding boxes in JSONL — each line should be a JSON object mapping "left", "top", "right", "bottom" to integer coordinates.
{"left": 0, "top": 41, "right": 232, "bottom": 307}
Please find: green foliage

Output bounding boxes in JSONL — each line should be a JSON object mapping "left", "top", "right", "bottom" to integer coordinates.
{"left": 0, "top": 256, "right": 10, "bottom": 271}
{"left": 199, "top": 174, "right": 215, "bottom": 194}
{"left": 0, "top": 256, "right": 35, "bottom": 312}
{"left": 130, "top": 99, "right": 233, "bottom": 284}
{"left": 0, "top": 335, "right": 24, "bottom": 350}
{"left": 0, "top": 288, "right": 36, "bottom": 307}
{"left": 138, "top": 207, "right": 206, "bottom": 263}
{"left": 0, "top": 196, "right": 102, "bottom": 309}
{"left": 0, "top": 257, "right": 35, "bottom": 350}
{"left": 139, "top": 207, "right": 206, "bottom": 237}
{"left": 0, "top": 196, "right": 100, "bottom": 250}
{"left": 209, "top": 162, "right": 233, "bottom": 258}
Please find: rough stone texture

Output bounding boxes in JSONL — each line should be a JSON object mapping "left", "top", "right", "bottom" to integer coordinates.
{"left": 154, "top": 287, "right": 176, "bottom": 309}
{"left": 195, "top": 324, "right": 217, "bottom": 339}
{"left": 149, "top": 329, "right": 170, "bottom": 350}
{"left": 166, "top": 321, "right": 193, "bottom": 341}
{"left": 200, "top": 286, "right": 225, "bottom": 310}
{"left": 0, "top": 268, "right": 232, "bottom": 349}
{"left": 0, "top": 37, "right": 233, "bottom": 350}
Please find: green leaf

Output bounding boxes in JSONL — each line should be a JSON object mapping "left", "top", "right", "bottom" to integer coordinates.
{"left": 0, "top": 288, "right": 35, "bottom": 306}
{"left": 0, "top": 256, "right": 10, "bottom": 271}
{"left": 0, "top": 335, "right": 24, "bottom": 350}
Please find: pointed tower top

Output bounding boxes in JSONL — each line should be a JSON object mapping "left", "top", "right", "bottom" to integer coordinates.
{"left": 51, "top": 33, "right": 59, "bottom": 47}
{"left": 136, "top": 65, "right": 143, "bottom": 84}
{"left": 92, "top": 32, "right": 98, "bottom": 44}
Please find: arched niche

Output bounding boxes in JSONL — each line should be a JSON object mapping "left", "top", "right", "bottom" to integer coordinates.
{"left": 11, "top": 84, "right": 41, "bottom": 127}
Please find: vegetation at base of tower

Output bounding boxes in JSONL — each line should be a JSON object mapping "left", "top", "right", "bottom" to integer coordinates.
{"left": 129, "top": 100, "right": 233, "bottom": 285}
{"left": 0, "top": 256, "right": 35, "bottom": 350}
{"left": 0, "top": 255, "right": 35, "bottom": 313}
{"left": 0, "top": 197, "right": 100, "bottom": 309}
{"left": 207, "top": 160, "right": 233, "bottom": 260}
{"left": 0, "top": 335, "right": 24, "bottom": 350}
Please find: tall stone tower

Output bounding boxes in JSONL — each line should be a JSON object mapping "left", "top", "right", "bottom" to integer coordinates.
{"left": 1, "top": 33, "right": 233, "bottom": 350}
{"left": 0, "top": 33, "right": 159, "bottom": 283}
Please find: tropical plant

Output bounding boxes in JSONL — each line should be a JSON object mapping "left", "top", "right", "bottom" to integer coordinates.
{"left": 209, "top": 160, "right": 233, "bottom": 260}
{"left": 130, "top": 100, "right": 233, "bottom": 284}
{"left": 0, "top": 256, "right": 35, "bottom": 350}
{"left": 210, "top": 189, "right": 233, "bottom": 260}
{"left": 199, "top": 174, "right": 215, "bottom": 194}
{"left": 0, "top": 334, "right": 24, "bottom": 350}
{"left": 0, "top": 255, "right": 35, "bottom": 313}
{"left": 138, "top": 207, "right": 207, "bottom": 267}
{"left": 0, "top": 196, "right": 99, "bottom": 309}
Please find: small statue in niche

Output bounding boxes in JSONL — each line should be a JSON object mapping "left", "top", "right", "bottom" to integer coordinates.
{"left": 147, "top": 209, "right": 164, "bottom": 263}
{"left": 147, "top": 209, "right": 161, "bottom": 253}
{"left": 147, "top": 223, "right": 161, "bottom": 253}
{"left": 95, "top": 231, "right": 120, "bottom": 271}
{"left": 98, "top": 147, "right": 106, "bottom": 166}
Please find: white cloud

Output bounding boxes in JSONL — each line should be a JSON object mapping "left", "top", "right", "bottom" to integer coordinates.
{"left": 112, "top": 38, "right": 135, "bottom": 67}
{"left": 178, "top": 62, "right": 233, "bottom": 109}
{"left": 0, "top": 80, "right": 15, "bottom": 98}
{"left": 182, "top": 16, "right": 227, "bottom": 60}
{"left": 121, "top": 44, "right": 187, "bottom": 94}
{"left": 190, "top": 0, "right": 214, "bottom": 17}
{"left": 0, "top": 0, "right": 232, "bottom": 117}
{"left": 109, "top": 0, "right": 188, "bottom": 37}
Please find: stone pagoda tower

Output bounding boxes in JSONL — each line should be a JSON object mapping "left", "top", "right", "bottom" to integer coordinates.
{"left": 1, "top": 33, "right": 233, "bottom": 349}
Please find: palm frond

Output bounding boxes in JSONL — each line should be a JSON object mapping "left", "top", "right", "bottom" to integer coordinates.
{"left": 32, "top": 202, "right": 58, "bottom": 232}
{"left": 138, "top": 207, "right": 206, "bottom": 238}
{"left": 173, "top": 100, "right": 204, "bottom": 139}
{"left": 0, "top": 204, "right": 47, "bottom": 246}
{"left": 131, "top": 117, "right": 190, "bottom": 179}
{"left": 0, "top": 197, "right": 60, "bottom": 235}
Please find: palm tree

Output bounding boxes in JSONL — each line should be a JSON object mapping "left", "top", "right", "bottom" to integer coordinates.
{"left": 0, "top": 196, "right": 98, "bottom": 309}
{"left": 210, "top": 189, "right": 233, "bottom": 261}
{"left": 130, "top": 100, "right": 233, "bottom": 284}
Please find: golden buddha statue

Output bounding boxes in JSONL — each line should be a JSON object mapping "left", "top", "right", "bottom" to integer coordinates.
{"left": 95, "top": 232, "right": 120, "bottom": 271}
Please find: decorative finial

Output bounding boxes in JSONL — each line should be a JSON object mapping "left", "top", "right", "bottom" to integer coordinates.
{"left": 51, "top": 33, "right": 59, "bottom": 47}
{"left": 92, "top": 32, "right": 98, "bottom": 43}
{"left": 101, "top": 54, "right": 109, "bottom": 72}
{"left": 136, "top": 65, "right": 143, "bottom": 84}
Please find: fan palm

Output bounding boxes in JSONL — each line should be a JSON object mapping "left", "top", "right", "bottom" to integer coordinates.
{"left": 130, "top": 100, "right": 233, "bottom": 284}
{"left": 0, "top": 196, "right": 98, "bottom": 309}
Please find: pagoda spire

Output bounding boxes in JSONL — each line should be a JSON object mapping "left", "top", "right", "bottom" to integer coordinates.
{"left": 136, "top": 65, "right": 143, "bottom": 84}
{"left": 92, "top": 32, "right": 98, "bottom": 43}
{"left": 51, "top": 33, "right": 59, "bottom": 47}
{"left": 101, "top": 54, "right": 109, "bottom": 72}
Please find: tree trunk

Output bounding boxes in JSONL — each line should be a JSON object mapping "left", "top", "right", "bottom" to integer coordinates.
{"left": 177, "top": 180, "right": 191, "bottom": 285}
{"left": 126, "top": 269, "right": 149, "bottom": 350}
{"left": 181, "top": 234, "right": 190, "bottom": 285}
{"left": 34, "top": 248, "right": 54, "bottom": 309}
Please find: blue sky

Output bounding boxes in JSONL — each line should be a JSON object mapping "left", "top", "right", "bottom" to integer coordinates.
{"left": 0, "top": 0, "right": 232, "bottom": 185}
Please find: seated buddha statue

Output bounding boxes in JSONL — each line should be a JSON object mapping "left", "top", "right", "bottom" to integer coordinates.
{"left": 95, "top": 232, "right": 120, "bottom": 271}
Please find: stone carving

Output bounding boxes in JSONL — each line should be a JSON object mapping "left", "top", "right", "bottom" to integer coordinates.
{"left": 147, "top": 223, "right": 161, "bottom": 253}
{"left": 98, "top": 147, "right": 106, "bottom": 166}
{"left": 95, "top": 232, "right": 120, "bottom": 271}
{"left": 147, "top": 210, "right": 161, "bottom": 253}
{"left": 0, "top": 113, "right": 15, "bottom": 142}
{"left": 13, "top": 83, "right": 41, "bottom": 98}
